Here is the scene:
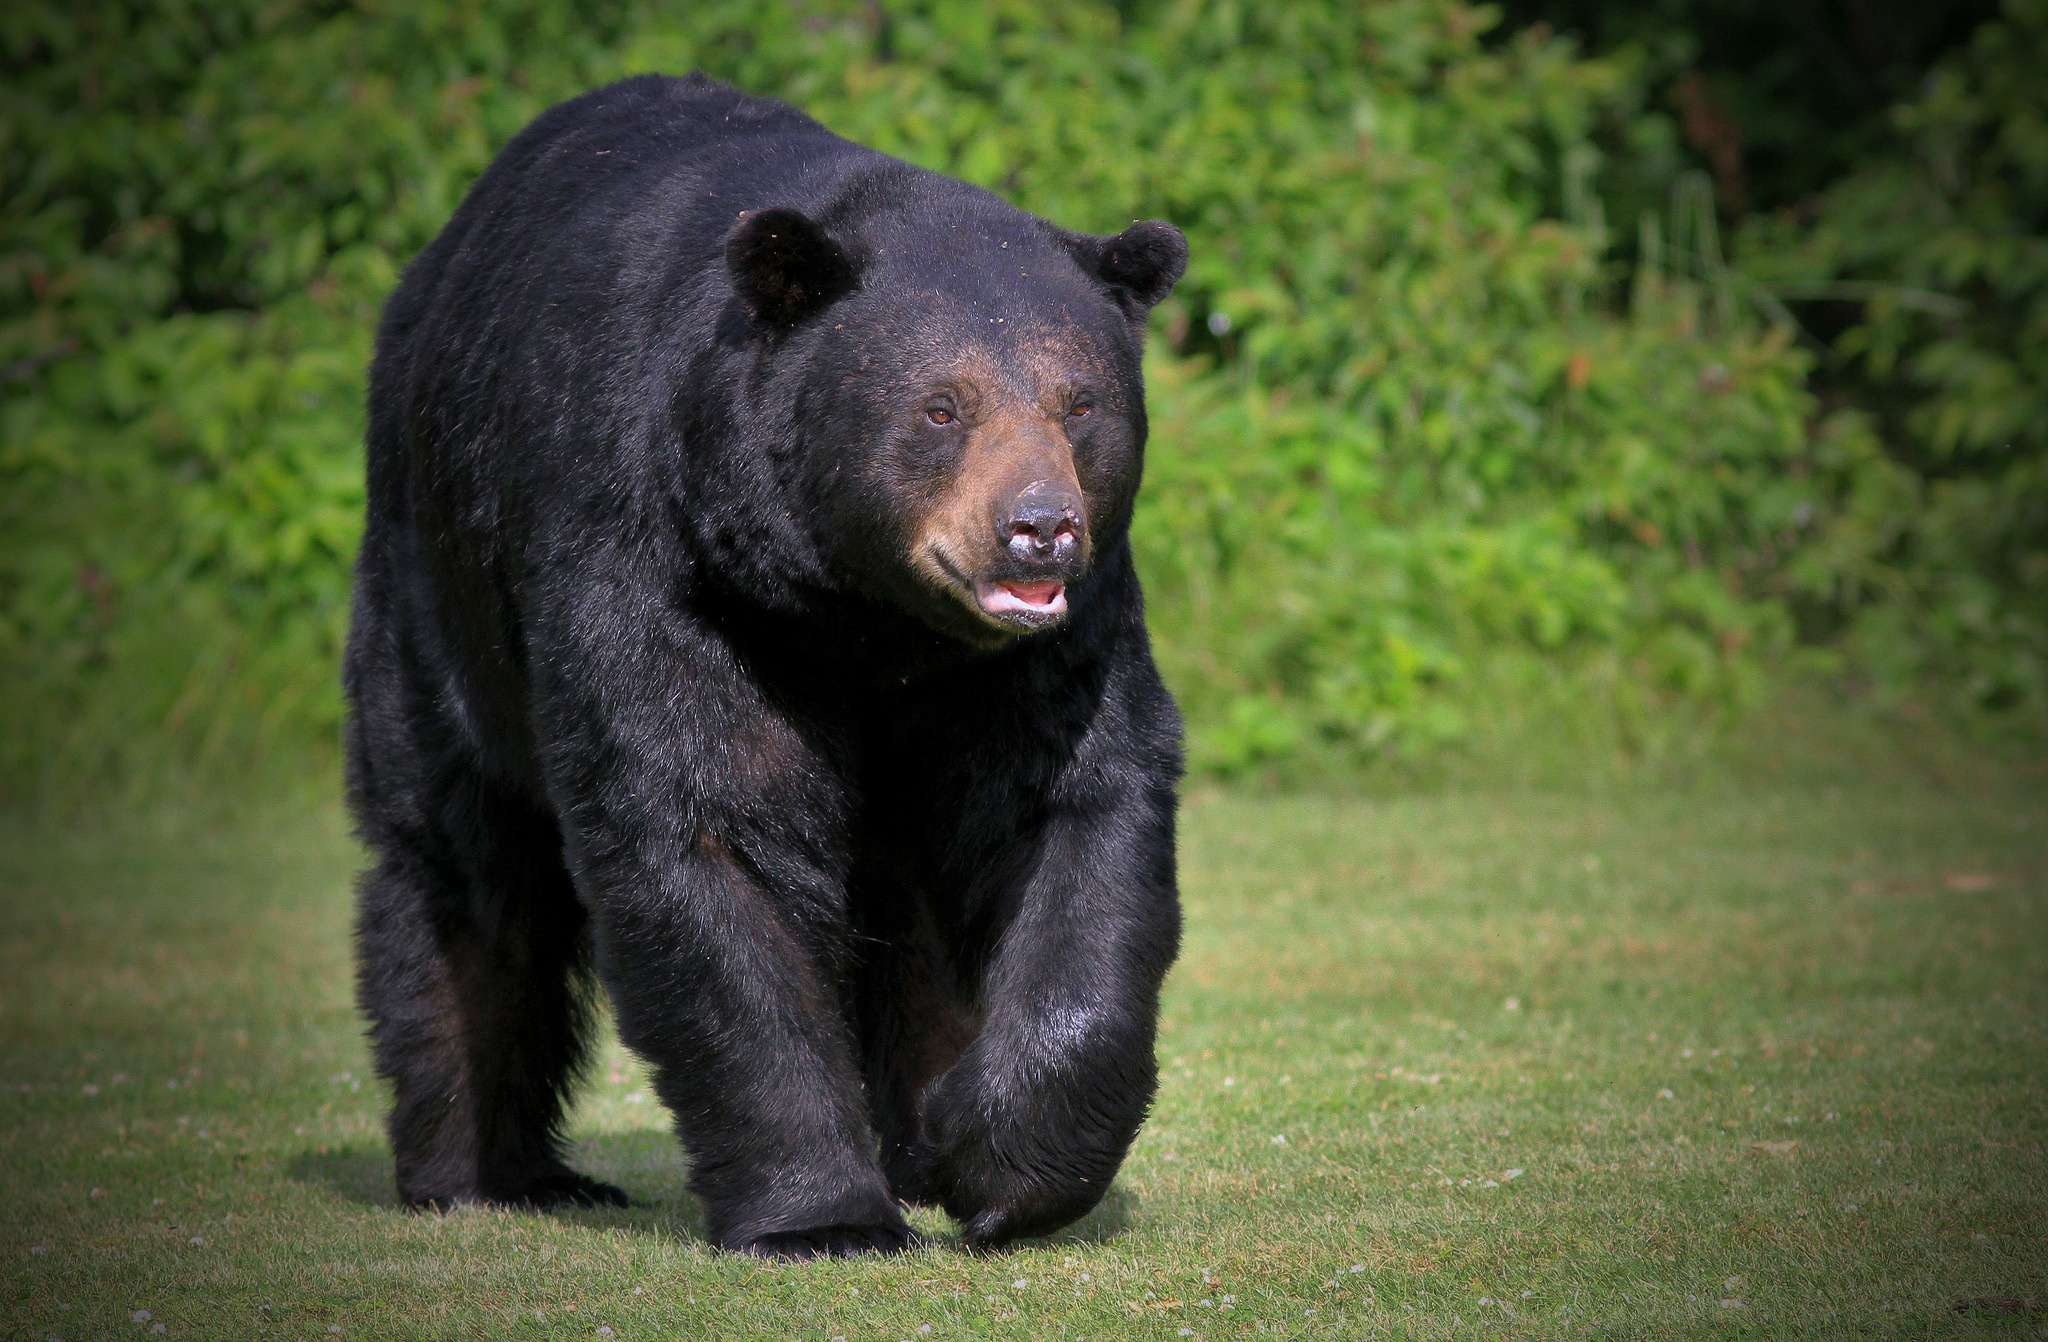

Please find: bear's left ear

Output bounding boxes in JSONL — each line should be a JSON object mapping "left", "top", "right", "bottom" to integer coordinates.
{"left": 726, "top": 207, "right": 859, "bottom": 329}
{"left": 1068, "top": 220, "right": 1188, "bottom": 318}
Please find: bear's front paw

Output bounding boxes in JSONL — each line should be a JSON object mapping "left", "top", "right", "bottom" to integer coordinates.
{"left": 920, "top": 1099, "right": 1117, "bottom": 1247}
{"left": 732, "top": 1222, "right": 921, "bottom": 1259}
{"left": 943, "top": 1162, "right": 1106, "bottom": 1249}
{"left": 915, "top": 1025, "right": 1157, "bottom": 1248}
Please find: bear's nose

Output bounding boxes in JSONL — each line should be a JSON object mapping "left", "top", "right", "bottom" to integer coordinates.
{"left": 1002, "top": 483, "right": 1084, "bottom": 565}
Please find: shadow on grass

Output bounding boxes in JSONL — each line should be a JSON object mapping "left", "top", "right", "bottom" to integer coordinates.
{"left": 1037, "top": 1185, "right": 1137, "bottom": 1246}
{"left": 287, "top": 1144, "right": 399, "bottom": 1208}
{"left": 285, "top": 1134, "right": 711, "bottom": 1240}
{"left": 284, "top": 1132, "right": 1139, "bottom": 1252}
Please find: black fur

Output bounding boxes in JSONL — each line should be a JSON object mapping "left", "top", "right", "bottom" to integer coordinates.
{"left": 344, "top": 74, "right": 1185, "bottom": 1256}
{"left": 1071, "top": 220, "right": 1191, "bottom": 316}
{"left": 726, "top": 207, "right": 859, "bottom": 328}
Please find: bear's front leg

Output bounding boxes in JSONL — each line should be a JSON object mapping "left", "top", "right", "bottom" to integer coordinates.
{"left": 590, "top": 827, "right": 914, "bottom": 1257}
{"left": 537, "top": 586, "right": 908, "bottom": 1258}
{"left": 920, "top": 765, "right": 1182, "bottom": 1247}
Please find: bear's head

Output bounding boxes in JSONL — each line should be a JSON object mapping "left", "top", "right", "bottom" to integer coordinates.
{"left": 722, "top": 196, "right": 1185, "bottom": 647}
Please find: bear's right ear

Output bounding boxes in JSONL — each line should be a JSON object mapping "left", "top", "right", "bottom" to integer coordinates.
{"left": 726, "top": 207, "right": 858, "bottom": 329}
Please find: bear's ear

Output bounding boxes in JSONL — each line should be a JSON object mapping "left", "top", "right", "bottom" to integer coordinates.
{"left": 1068, "top": 220, "right": 1188, "bottom": 317}
{"left": 726, "top": 207, "right": 858, "bottom": 329}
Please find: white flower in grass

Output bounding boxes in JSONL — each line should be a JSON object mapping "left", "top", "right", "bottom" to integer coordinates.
{"left": 131, "top": 1311, "right": 152, "bottom": 1323}
{"left": 1013, "top": 1279, "right": 1028, "bottom": 1290}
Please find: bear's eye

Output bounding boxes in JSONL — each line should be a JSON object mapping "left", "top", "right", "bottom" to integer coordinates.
{"left": 925, "top": 407, "right": 956, "bottom": 426}
{"left": 1068, "top": 403, "right": 1093, "bottom": 419}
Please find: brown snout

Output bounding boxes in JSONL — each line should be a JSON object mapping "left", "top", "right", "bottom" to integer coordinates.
{"left": 912, "top": 402, "right": 1095, "bottom": 636}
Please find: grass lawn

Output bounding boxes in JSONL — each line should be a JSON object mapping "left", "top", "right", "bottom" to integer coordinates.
{"left": 3, "top": 743, "right": 2044, "bottom": 1338}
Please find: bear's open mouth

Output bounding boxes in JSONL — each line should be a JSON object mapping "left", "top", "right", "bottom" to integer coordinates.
{"left": 974, "top": 578, "right": 1067, "bottom": 621}
{"left": 920, "top": 543, "right": 1072, "bottom": 634}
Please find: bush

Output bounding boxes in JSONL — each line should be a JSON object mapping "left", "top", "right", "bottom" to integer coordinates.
{"left": 1739, "top": 0, "right": 2048, "bottom": 723}
{"left": 1, "top": 0, "right": 635, "bottom": 793}
{"left": 0, "top": 0, "right": 2027, "bottom": 799}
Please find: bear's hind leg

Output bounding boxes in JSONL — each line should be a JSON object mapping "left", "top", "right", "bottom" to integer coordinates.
{"left": 355, "top": 838, "right": 624, "bottom": 1212}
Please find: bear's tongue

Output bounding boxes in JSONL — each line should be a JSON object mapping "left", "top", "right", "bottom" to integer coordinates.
{"left": 1002, "top": 581, "right": 1063, "bottom": 607}
{"left": 975, "top": 578, "right": 1068, "bottom": 620}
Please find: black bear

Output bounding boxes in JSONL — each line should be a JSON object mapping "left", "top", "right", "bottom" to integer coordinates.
{"left": 344, "top": 73, "right": 1186, "bottom": 1257}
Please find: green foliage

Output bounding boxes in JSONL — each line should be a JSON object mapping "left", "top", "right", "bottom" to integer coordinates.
{"left": 1, "top": 0, "right": 636, "bottom": 790}
{"left": 1, "top": 0, "right": 2034, "bottom": 796}
{"left": 1739, "top": 0, "right": 2048, "bottom": 722}
{"left": 1500, "top": 0, "right": 1999, "bottom": 216}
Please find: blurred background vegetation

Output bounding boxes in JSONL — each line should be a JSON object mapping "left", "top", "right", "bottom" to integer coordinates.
{"left": 2, "top": 0, "right": 2043, "bottom": 803}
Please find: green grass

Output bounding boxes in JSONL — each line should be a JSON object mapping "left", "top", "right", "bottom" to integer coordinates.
{"left": 3, "top": 745, "right": 2045, "bottom": 1339}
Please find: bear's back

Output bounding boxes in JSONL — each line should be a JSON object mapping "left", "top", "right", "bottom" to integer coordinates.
{"left": 365, "top": 76, "right": 885, "bottom": 544}
{"left": 378, "top": 73, "right": 867, "bottom": 378}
